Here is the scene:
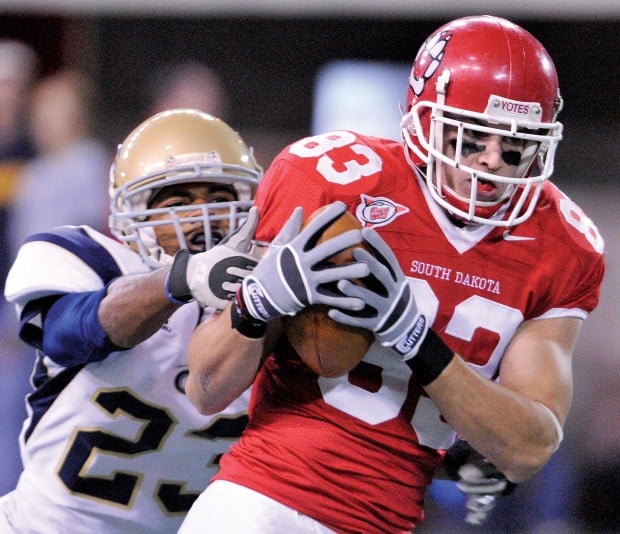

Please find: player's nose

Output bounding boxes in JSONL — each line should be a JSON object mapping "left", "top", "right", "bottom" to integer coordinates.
{"left": 476, "top": 137, "right": 503, "bottom": 172}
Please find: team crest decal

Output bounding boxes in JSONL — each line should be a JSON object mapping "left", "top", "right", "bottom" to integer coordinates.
{"left": 410, "top": 30, "right": 452, "bottom": 97}
{"left": 355, "top": 194, "right": 409, "bottom": 228}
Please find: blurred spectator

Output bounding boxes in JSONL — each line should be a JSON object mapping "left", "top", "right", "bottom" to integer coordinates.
{"left": 0, "top": 38, "right": 38, "bottom": 495}
{"left": 138, "top": 58, "right": 287, "bottom": 170}
{"left": 0, "top": 39, "right": 38, "bottom": 286}
{"left": 138, "top": 58, "right": 294, "bottom": 171}
{"left": 145, "top": 60, "right": 229, "bottom": 119}
{"left": 8, "top": 68, "right": 110, "bottom": 251}
{"left": 0, "top": 39, "right": 37, "bottom": 153}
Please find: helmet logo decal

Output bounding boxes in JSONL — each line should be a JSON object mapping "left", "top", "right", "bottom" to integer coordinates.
{"left": 147, "top": 152, "right": 224, "bottom": 174}
{"left": 410, "top": 31, "right": 452, "bottom": 97}
{"left": 356, "top": 194, "right": 409, "bottom": 228}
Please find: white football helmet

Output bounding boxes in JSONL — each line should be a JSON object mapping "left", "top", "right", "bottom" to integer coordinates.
{"left": 401, "top": 15, "right": 564, "bottom": 226}
{"left": 109, "top": 108, "right": 262, "bottom": 267}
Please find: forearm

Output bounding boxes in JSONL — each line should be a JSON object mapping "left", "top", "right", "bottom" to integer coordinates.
{"left": 186, "top": 302, "right": 265, "bottom": 415}
{"left": 426, "top": 357, "right": 561, "bottom": 482}
{"left": 99, "top": 268, "right": 179, "bottom": 348}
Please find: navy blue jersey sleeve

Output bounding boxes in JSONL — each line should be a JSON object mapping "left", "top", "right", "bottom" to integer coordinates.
{"left": 40, "top": 288, "right": 123, "bottom": 366}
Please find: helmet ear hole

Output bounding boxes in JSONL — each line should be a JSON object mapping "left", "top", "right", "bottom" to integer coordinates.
{"left": 109, "top": 109, "right": 262, "bottom": 268}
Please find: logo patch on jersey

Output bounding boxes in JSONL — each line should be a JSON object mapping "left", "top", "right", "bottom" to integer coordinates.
{"left": 356, "top": 194, "right": 409, "bottom": 228}
{"left": 161, "top": 320, "right": 173, "bottom": 334}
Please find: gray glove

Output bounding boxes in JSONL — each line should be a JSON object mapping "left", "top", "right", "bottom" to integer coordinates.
{"left": 328, "top": 227, "right": 427, "bottom": 360}
{"left": 166, "top": 207, "right": 259, "bottom": 310}
{"left": 240, "top": 201, "right": 370, "bottom": 323}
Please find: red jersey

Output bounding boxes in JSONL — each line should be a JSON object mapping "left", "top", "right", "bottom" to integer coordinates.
{"left": 214, "top": 131, "right": 605, "bottom": 532}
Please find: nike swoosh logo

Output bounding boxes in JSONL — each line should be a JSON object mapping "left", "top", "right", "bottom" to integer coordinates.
{"left": 502, "top": 230, "right": 536, "bottom": 242}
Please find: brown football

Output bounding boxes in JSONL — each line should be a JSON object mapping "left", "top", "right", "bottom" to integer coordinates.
{"left": 282, "top": 206, "right": 374, "bottom": 377}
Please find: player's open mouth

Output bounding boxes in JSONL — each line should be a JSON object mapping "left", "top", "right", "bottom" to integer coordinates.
{"left": 474, "top": 178, "right": 499, "bottom": 200}
{"left": 186, "top": 230, "right": 207, "bottom": 253}
{"left": 185, "top": 229, "right": 224, "bottom": 253}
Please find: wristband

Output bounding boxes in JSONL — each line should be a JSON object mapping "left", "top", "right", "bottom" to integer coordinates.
{"left": 230, "top": 290, "right": 268, "bottom": 339}
{"left": 407, "top": 329, "right": 455, "bottom": 386}
{"left": 165, "top": 249, "right": 194, "bottom": 305}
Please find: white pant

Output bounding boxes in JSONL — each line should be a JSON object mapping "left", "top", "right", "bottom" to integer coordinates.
{"left": 178, "top": 480, "right": 336, "bottom": 534}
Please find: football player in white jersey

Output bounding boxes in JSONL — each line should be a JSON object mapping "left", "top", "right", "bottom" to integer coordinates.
{"left": 0, "top": 108, "right": 262, "bottom": 533}
{"left": 179, "top": 16, "right": 605, "bottom": 533}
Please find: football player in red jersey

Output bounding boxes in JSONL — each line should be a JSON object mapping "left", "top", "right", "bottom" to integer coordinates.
{"left": 180, "top": 16, "right": 605, "bottom": 533}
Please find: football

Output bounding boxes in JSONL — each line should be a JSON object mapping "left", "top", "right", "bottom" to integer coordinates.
{"left": 282, "top": 207, "right": 374, "bottom": 377}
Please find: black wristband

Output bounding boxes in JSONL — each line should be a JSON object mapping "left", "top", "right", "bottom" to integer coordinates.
{"left": 443, "top": 439, "right": 475, "bottom": 480}
{"left": 407, "top": 329, "right": 455, "bottom": 386}
{"left": 230, "top": 290, "right": 267, "bottom": 339}
{"left": 165, "top": 249, "right": 194, "bottom": 305}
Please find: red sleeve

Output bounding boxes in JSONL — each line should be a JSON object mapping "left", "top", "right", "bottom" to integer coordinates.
{"left": 542, "top": 185, "right": 606, "bottom": 316}
{"left": 548, "top": 226, "right": 605, "bottom": 316}
{"left": 254, "top": 157, "right": 329, "bottom": 243}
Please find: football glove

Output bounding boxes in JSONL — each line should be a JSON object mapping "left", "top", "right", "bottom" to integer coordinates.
{"left": 166, "top": 207, "right": 259, "bottom": 310}
{"left": 444, "top": 439, "right": 516, "bottom": 525}
{"left": 328, "top": 227, "right": 427, "bottom": 360}
{"left": 239, "top": 201, "right": 370, "bottom": 323}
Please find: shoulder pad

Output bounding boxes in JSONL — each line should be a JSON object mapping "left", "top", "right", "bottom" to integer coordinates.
{"left": 4, "top": 226, "right": 145, "bottom": 308}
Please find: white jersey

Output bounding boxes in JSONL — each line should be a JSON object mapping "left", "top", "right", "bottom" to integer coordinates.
{"left": 1, "top": 225, "right": 250, "bottom": 534}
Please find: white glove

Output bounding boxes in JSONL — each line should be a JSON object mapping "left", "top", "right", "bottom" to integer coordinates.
{"left": 166, "top": 207, "right": 259, "bottom": 310}
{"left": 457, "top": 462, "right": 509, "bottom": 525}
{"left": 328, "top": 227, "right": 427, "bottom": 360}
{"left": 443, "top": 439, "right": 515, "bottom": 526}
{"left": 239, "top": 201, "right": 370, "bottom": 323}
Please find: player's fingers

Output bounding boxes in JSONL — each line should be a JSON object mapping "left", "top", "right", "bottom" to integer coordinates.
{"left": 306, "top": 228, "right": 363, "bottom": 264}
{"left": 272, "top": 207, "right": 304, "bottom": 248}
{"left": 297, "top": 201, "right": 347, "bottom": 249}
{"left": 361, "top": 227, "right": 399, "bottom": 277}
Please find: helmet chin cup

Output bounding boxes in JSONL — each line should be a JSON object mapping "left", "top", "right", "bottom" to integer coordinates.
{"left": 440, "top": 184, "right": 510, "bottom": 223}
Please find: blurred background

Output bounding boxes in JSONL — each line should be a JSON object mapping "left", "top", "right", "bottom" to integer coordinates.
{"left": 0, "top": 2, "right": 618, "bottom": 532}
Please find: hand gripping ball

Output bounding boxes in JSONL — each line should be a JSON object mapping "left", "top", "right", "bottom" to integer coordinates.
{"left": 282, "top": 206, "right": 374, "bottom": 377}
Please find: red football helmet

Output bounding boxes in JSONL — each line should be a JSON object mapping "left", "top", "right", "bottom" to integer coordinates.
{"left": 401, "top": 15, "right": 564, "bottom": 226}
